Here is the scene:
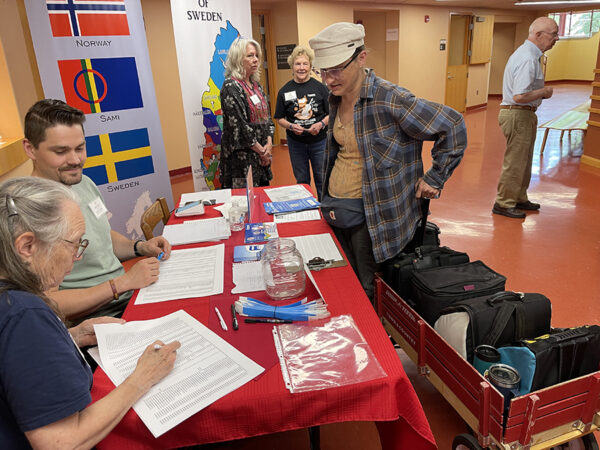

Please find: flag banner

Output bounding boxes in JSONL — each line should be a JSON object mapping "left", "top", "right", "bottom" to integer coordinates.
{"left": 47, "top": 0, "right": 130, "bottom": 37}
{"left": 84, "top": 128, "right": 153, "bottom": 185}
{"left": 170, "top": 0, "right": 252, "bottom": 191}
{"left": 58, "top": 57, "right": 143, "bottom": 113}
{"left": 25, "top": 0, "right": 173, "bottom": 239}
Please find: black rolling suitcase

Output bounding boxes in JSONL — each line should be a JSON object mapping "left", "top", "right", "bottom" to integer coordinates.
{"left": 411, "top": 260, "right": 507, "bottom": 325}
{"left": 381, "top": 199, "right": 469, "bottom": 305}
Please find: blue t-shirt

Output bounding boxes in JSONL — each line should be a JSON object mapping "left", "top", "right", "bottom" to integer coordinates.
{"left": 0, "top": 289, "right": 93, "bottom": 448}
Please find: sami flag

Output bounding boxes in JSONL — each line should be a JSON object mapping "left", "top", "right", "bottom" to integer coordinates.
{"left": 83, "top": 128, "right": 154, "bottom": 185}
{"left": 58, "top": 57, "right": 143, "bottom": 114}
{"left": 46, "top": 0, "right": 130, "bottom": 37}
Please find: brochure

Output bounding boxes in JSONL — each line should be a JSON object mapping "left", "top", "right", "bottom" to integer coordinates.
{"left": 263, "top": 197, "right": 320, "bottom": 215}
{"left": 233, "top": 244, "right": 266, "bottom": 262}
{"left": 244, "top": 222, "right": 279, "bottom": 244}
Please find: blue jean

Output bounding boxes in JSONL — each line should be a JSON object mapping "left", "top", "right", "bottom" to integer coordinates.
{"left": 287, "top": 137, "right": 326, "bottom": 199}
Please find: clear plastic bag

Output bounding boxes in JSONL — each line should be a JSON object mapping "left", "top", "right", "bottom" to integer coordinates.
{"left": 273, "top": 315, "right": 387, "bottom": 393}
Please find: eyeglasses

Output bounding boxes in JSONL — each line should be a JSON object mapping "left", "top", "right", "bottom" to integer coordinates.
{"left": 6, "top": 195, "right": 18, "bottom": 218}
{"left": 62, "top": 237, "right": 89, "bottom": 259}
{"left": 315, "top": 51, "right": 360, "bottom": 79}
{"left": 541, "top": 30, "right": 559, "bottom": 38}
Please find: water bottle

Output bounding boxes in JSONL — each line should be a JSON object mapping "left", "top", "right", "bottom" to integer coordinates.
{"left": 229, "top": 200, "right": 246, "bottom": 232}
{"left": 261, "top": 238, "right": 305, "bottom": 300}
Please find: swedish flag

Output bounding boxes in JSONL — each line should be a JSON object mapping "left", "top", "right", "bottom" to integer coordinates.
{"left": 83, "top": 128, "right": 154, "bottom": 185}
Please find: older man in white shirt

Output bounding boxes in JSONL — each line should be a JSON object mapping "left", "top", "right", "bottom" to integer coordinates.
{"left": 493, "top": 17, "right": 559, "bottom": 219}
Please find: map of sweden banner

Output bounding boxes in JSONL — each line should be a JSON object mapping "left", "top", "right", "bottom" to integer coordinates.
{"left": 170, "top": 0, "right": 252, "bottom": 191}
{"left": 25, "top": 0, "right": 173, "bottom": 239}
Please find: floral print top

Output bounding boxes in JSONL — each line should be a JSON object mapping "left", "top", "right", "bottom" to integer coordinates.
{"left": 220, "top": 77, "right": 275, "bottom": 188}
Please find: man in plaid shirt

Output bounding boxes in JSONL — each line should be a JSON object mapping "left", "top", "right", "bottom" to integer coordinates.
{"left": 310, "top": 23, "right": 467, "bottom": 302}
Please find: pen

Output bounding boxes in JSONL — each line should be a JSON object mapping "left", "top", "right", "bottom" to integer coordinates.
{"left": 231, "top": 303, "right": 239, "bottom": 331}
{"left": 157, "top": 252, "right": 164, "bottom": 261}
{"left": 215, "top": 307, "right": 228, "bottom": 331}
{"left": 244, "top": 318, "right": 293, "bottom": 324}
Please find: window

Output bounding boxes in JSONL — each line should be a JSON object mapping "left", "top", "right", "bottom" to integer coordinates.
{"left": 548, "top": 10, "right": 600, "bottom": 38}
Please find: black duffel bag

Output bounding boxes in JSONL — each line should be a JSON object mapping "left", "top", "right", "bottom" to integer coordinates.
{"left": 411, "top": 260, "right": 506, "bottom": 325}
{"left": 434, "top": 291, "right": 552, "bottom": 363}
{"left": 382, "top": 245, "right": 470, "bottom": 307}
{"left": 520, "top": 326, "right": 600, "bottom": 391}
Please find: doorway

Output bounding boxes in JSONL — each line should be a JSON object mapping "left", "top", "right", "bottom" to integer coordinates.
{"left": 445, "top": 14, "right": 471, "bottom": 113}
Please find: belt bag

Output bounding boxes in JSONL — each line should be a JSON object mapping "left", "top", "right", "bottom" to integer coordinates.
{"left": 433, "top": 291, "right": 551, "bottom": 363}
{"left": 411, "top": 260, "right": 506, "bottom": 325}
{"left": 319, "top": 195, "right": 365, "bottom": 229}
{"left": 517, "top": 326, "right": 600, "bottom": 392}
{"left": 382, "top": 245, "right": 469, "bottom": 307}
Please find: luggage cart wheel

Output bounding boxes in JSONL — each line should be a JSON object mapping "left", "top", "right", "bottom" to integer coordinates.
{"left": 551, "top": 434, "right": 599, "bottom": 450}
{"left": 452, "top": 433, "right": 484, "bottom": 450}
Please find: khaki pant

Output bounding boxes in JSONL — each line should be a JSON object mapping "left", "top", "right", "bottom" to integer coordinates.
{"left": 496, "top": 109, "right": 538, "bottom": 208}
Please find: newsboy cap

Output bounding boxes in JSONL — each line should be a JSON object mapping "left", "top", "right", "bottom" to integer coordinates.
{"left": 309, "top": 22, "right": 365, "bottom": 69}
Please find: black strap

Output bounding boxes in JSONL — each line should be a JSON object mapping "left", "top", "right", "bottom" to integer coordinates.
{"left": 414, "top": 198, "right": 430, "bottom": 247}
{"left": 482, "top": 303, "right": 516, "bottom": 347}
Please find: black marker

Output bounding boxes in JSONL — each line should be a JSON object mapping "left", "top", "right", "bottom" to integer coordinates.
{"left": 231, "top": 303, "right": 239, "bottom": 331}
{"left": 244, "top": 318, "right": 293, "bottom": 324}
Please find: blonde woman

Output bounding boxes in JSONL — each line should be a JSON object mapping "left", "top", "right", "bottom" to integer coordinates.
{"left": 274, "top": 45, "right": 330, "bottom": 199}
{"left": 220, "top": 38, "right": 274, "bottom": 188}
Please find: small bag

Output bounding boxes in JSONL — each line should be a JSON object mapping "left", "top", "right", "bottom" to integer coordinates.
{"left": 382, "top": 245, "right": 470, "bottom": 306}
{"left": 434, "top": 291, "right": 552, "bottom": 363}
{"left": 516, "top": 326, "right": 600, "bottom": 392}
{"left": 319, "top": 195, "right": 364, "bottom": 229}
{"left": 411, "top": 260, "right": 506, "bottom": 325}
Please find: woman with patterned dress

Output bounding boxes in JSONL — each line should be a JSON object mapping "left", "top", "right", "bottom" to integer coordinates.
{"left": 220, "top": 38, "right": 274, "bottom": 188}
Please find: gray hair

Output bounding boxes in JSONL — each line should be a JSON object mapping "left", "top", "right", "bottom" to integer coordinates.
{"left": 287, "top": 45, "right": 314, "bottom": 68}
{"left": 0, "top": 176, "right": 76, "bottom": 316}
{"left": 224, "top": 37, "right": 262, "bottom": 83}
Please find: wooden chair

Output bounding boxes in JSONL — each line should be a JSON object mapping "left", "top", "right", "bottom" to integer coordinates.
{"left": 140, "top": 197, "right": 170, "bottom": 240}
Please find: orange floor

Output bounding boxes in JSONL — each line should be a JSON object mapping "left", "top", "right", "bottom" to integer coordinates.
{"left": 170, "top": 83, "right": 599, "bottom": 449}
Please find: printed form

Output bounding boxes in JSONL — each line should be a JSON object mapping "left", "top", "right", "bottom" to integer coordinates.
{"left": 136, "top": 245, "right": 225, "bottom": 304}
{"left": 94, "top": 310, "right": 264, "bottom": 437}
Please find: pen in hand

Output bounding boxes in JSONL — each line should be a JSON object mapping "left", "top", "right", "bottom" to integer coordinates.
{"left": 231, "top": 303, "right": 239, "bottom": 331}
{"left": 215, "top": 307, "right": 228, "bottom": 331}
{"left": 157, "top": 252, "right": 164, "bottom": 261}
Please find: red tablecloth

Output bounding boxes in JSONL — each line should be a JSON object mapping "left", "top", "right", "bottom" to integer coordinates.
{"left": 91, "top": 186, "right": 436, "bottom": 449}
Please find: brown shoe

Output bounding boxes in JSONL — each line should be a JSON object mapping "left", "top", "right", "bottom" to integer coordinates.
{"left": 516, "top": 201, "right": 540, "bottom": 211}
{"left": 492, "top": 203, "right": 526, "bottom": 219}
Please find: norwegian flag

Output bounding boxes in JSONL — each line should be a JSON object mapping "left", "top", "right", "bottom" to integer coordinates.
{"left": 46, "top": 0, "right": 130, "bottom": 37}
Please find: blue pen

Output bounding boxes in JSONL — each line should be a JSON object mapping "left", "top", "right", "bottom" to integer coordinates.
{"left": 157, "top": 252, "right": 164, "bottom": 261}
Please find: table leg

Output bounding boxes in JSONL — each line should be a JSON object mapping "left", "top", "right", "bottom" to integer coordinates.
{"left": 540, "top": 128, "right": 549, "bottom": 155}
{"left": 309, "top": 426, "right": 321, "bottom": 450}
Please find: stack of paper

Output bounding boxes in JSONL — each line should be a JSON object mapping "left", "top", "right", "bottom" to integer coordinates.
{"left": 264, "top": 185, "right": 314, "bottom": 202}
{"left": 162, "top": 217, "right": 230, "bottom": 245}
{"left": 92, "top": 310, "right": 264, "bottom": 437}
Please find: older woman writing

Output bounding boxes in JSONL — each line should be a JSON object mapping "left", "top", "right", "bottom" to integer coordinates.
{"left": 220, "top": 37, "right": 275, "bottom": 188}
{"left": 0, "top": 176, "right": 180, "bottom": 449}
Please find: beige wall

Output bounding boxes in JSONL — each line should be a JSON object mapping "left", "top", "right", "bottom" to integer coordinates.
{"left": 268, "top": 2, "right": 299, "bottom": 95}
{"left": 398, "top": 5, "right": 449, "bottom": 104}
{"left": 489, "top": 23, "right": 516, "bottom": 95}
{"left": 355, "top": 11, "right": 387, "bottom": 79}
{"left": 141, "top": 0, "right": 189, "bottom": 171}
{"left": 545, "top": 32, "right": 598, "bottom": 81}
{"left": 385, "top": 10, "right": 400, "bottom": 85}
{"left": 296, "top": 1, "right": 354, "bottom": 47}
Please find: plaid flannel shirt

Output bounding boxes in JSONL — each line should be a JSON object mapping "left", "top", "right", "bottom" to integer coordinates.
{"left": 323, "top": 70, "right": 467, "bottom": 263}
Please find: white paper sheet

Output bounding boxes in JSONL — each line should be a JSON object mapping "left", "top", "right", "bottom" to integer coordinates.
{"left": 289, "top": 233, "right": 343, "bottom": 263}
{"left": 136, "top": 245, "right": 225, "bottom": 304}
{"left": 94, "top": 310, "right": 264, "bottom": 438}
{"left": 274, "top": 209, "right": 322, "bottom": 223}
{"left": 264, "top": 185, "right": 313, "bottom": 202}
{"left": 180, "top": 189, "right": 232, "bottom": 205}
{"left": 162, "top": 217, "right": 230, "bottom": 245}
{"left": 231, "top": 261, "right": 265, "bottom": 294}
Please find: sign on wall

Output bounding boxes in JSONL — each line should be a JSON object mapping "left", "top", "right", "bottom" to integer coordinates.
{"left": 24, "top": 0, "right": 173, "bottom": 239}
{"left": 170, "top": 0, "right": 252, "bottom": 191}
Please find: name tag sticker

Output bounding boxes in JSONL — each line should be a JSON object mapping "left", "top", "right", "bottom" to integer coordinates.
{"left": 89, "top": 197, "right": 108, "bottom": 219}
{"left": 250, "top": 94, "right": 260, "bottom": 105}
{"left": 284, "top": 90, "right": 297, "bottom": 101}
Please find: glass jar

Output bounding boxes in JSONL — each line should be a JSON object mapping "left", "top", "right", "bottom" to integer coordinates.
{"left": 261, "top": 238, "right": 305, "bottom": 300}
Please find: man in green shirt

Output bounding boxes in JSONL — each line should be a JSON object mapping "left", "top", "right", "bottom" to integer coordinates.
{"left": 22, "top": 99, "right": 171, "bottom": 321}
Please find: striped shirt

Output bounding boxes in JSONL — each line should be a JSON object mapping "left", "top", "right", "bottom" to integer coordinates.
{"left": 323, "top": 70, "right": 467, "bottom": 262}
